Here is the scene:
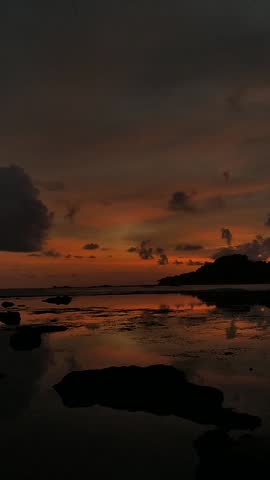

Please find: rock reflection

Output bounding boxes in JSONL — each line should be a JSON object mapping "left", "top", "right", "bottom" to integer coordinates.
{"left": 9, "top": 325, "right": 68, "bottom": 351}
{"left": 226, "top": 319, "right": 238, "bottom": 339}
{"left": 194, "top": 429, "right": 269, "bottom": 478}
{"left": 0, "top": 331, "right": 49, "bottom": 419}
{"left": 190, "top": 289, "right": 270, "bottom": 313}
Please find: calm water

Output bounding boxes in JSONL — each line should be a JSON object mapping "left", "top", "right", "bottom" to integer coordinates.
{"left": 1, "top": 289, "right": 270, "bottom": 478}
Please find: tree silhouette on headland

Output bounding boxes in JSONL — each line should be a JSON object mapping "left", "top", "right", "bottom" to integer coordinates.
{"left": 159, "top": 254, "right": 270, "bottom": 286}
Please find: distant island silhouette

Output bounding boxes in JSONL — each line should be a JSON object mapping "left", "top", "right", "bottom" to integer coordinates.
{"left": 159, "top": 254, "right": 270, "bottom": 285}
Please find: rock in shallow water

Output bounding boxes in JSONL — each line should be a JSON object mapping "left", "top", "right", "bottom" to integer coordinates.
{"left": 0, "top": 311, "right": 21, "bottom": 326}
{"left": 43, "top": 296, "right": 72, "bottom": 305}
{"left": 54, "top": 365, "right": 261, "bottom": 431}
{"left": 2, "top": 301, "right": 15, "bottom": 308}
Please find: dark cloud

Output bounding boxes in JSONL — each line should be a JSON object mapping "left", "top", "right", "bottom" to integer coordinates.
{"left": 1, "top": 1, "right": 270, "bottom": 179}
{"left": 0, "top": 165, "right": 52, "bottom": 252}
{"left": 155, "top": 247, "right": 169, "bottom": 265}
{"left": 127, "top": 246, "right": 137, "bottom": 252}
{"left": 168, "top": 191, "right": 226, "bottom": 214}
{"left": 35, "top": 252, "right": 100, "bottom": 260}
{"left": 174, "top": 259, "right": 184, "bottom": 265}
{"left": 83, "top": 243, "right": 100, "bottom": 250}
{"left": 129, "top": 242, "right": 169, "bottom": 265}
{"left": 138, "top": 240, "right": 154, "bottom": 260}
{"left": 65, "top": 205, "right": 80, "bottom": 223}
{"left": 175, "top": 244, "right": 203, "bottom": 251}
{"left": 213, "top": 235, "right": 270, "bottom": 261}
{"left": 65, "top": 254, "right": 98, "bottom": 260}
{"left": 168, "top": 191, "right": 196, "bottom": 212}
{"left": 43, "top": 249, "right": 62, "bottom": 258}
{"left": 221, "top": 228, "right": 233, "bottom": 246}
{"left": 36, "top": 180, "right": 65, "bottom": 192}
{"left": 187, "top": 259, "right": 204, "bottom": 266}
{"left": 29, "top": 249, "right": 62, "bottom": 258}
{"left": 158, "top": 253, "right": 169, "bottom": 265}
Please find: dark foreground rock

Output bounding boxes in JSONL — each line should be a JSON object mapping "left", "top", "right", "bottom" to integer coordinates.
{"left": 0, "top": 311, "right": 21, "bottom": 326}
{"left": 54, "top": 365, "right": 261, "bottom": 430}
{"left": 43, "top": 296, "right": 72, "bottom": 305}
{"left": 2, "top": 301, "right": 15, "bottom": 308}
{"left": 10, "top": 325, "right": 68, "bottom": 350}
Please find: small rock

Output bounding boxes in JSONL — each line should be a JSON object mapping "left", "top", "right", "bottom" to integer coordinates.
{"left": 2, "top": 301, "right": 15, "bottom": 308}
{"left": 43, "top": 296, "right": 72, "bottom": 305}
{"left": 0, "top": 311, "right": 21, "bottom": 326}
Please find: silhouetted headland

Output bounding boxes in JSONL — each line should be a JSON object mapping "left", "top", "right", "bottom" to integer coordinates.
{"left": 43, "top": 295, "right": 72, "bottom": 305}
{"left": 159, "top": 254, "right": 270, "bottom": 285}
{"left": 54, "top": 365, "right": 261, "bottom": 430}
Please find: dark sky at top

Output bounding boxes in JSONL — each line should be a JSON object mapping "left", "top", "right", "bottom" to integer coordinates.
{"left": 1, "top": 1, "right": 270, "bottom": 286}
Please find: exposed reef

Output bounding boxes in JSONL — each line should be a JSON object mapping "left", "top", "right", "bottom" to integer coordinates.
{"left": 54, "top": 365, "right": 261, "bottom": 430}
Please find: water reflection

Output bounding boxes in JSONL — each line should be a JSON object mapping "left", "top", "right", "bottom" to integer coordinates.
{"left": 0, "top": 290, "right": 270, "bottom": 478}
{"left": 194, "top": 429, "right": 270, "bottom": 478}
{"left": 0, "top": 330, "right": 50, "bottom": 419}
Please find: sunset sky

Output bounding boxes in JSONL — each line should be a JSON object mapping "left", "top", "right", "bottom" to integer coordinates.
{"left": 2, "top": 1, "right": 270, "bottom": 287}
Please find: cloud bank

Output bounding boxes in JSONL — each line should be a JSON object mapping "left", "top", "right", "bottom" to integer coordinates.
{"left": 0, "top": 165, "right": 52, "bottom": 252}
